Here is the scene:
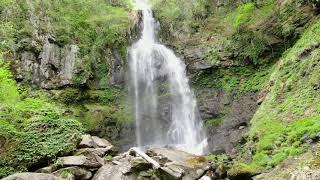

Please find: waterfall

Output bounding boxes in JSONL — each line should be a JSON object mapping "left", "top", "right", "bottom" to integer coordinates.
{"left": 129, "top": 0, "right": 207, "bottom": 155}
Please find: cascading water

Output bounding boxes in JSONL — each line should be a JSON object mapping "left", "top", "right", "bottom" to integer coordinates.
{"left": 129, "top": 0, "right": 207, "bottom": 155}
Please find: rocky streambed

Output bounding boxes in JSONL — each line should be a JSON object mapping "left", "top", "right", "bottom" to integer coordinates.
{"left": 2, "top": 135, "right": 224, "bottom": 180}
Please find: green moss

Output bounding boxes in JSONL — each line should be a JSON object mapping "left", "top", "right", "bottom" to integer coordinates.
{"left": 104, "top": 155, "right": 113, "bottom": 162}
{"left": 60, "top": 169, "right": 73, "bottom": 179}
{"left": 194, "top": 65, "right": 273, "bottom": 96}
{"left": 205, "top": 117, "right": 224, "bottom": 127}
{"left": 50, "top": 87, "right": 122, "bottom": 105}
{"left": 87, "top": 88, "right": 122, "bottom": 104}
{"left": 228, "top": 162, "right": 256, "bottom": 177}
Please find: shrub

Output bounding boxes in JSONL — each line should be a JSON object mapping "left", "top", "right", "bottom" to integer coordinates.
{"left": 234, "top": 3, "right": 256, "bottom": 28}
{"left": 0, "top": 60, "right": 84, "bottom": 177}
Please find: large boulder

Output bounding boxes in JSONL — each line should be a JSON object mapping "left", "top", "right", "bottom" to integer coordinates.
{"left": 78, "top": 135, "right": 116, "bottom": 152}
{"left": 2, "top": 173, "right": 62, "bottom": 180}
{"left": 52, "top": 166, "right": 92, "bottom": 180}
{"left": 147, "top": 147, "right": 209, "bottom": 180}
{"left": 76, "top": 147, "right": 114, "bottom": 157}
{"left": 92, "top": 163, "right": 136, "bottom": 180}
{"left": 78, "top": 135, "right": 95, "bottom": 148}
{"left": 59, "top": 155, "right": 104, "bottom": 168}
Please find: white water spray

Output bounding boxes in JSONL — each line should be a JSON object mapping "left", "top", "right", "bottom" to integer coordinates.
{"left": 129, "top": 0, "right": 207, "bottom": 155}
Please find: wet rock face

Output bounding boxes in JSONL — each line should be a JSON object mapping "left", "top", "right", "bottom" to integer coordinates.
{"left": 108, "top": 49, "right": 125, "bottom": 87}
{"left": 15, "top": 38, "right": 126, "bottom": 89}
{"left": 182, "top": 46, "right": 213, "bottom": 73}
{"left": 14, "top": 37, "right": 79, "bottom": 89}
{"left": 89, "top": 118, "right": 136, "bottom": 152}
{"left": 196, "top": 88, "right": 261, "bottom": 156}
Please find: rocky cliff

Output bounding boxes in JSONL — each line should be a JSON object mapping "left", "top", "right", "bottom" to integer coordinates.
{"left": 2, "top": 0, "right": 140, "bottom": 150}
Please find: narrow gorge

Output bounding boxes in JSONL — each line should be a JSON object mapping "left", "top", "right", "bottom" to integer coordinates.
{"left": 0, "top": 0, "right": 320, "bottom": 180}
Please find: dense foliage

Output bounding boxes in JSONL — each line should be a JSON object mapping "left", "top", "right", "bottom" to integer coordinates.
{"left": 0, "top": 58, "right": 84, "bottom": 177}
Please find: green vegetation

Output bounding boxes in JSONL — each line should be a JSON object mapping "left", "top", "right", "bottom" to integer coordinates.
{"left": 206, "top": 154, "right": 228, "bottom": 164}
{"left": 234, "top": 3, "right": 256, "bottom": 28}
{"left": 0, "top": 0, "right": 133, "bottom": 87}
{"left": 0, "top": 0, "right": 131, "bottom": 50}
{"left": 205, "top": 117, "right": 224, "bottom": 127}
{"left": 150, "top": 0, "right": 209, "bottom": 26}
{"left": 0, "top": 60, "right": 84, "bottom": 177}
{"left": 194, "top": 65, "right": 273, "bottom": 96}
{"left": 233, "top": 18, "right": 320, "bottom": 172}
{"left": 228, "top": 162, "right": 255, "bottom": 177}
{"left": 104, "top": 155, "right": 113, "bottom": 162}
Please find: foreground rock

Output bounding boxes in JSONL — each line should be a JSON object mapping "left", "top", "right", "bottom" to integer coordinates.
{"left": 2, "top": 173, "right": 62, "bottom": 180}
{"left": 92, "top": 147, "right": 210, "bottom": 180}
{"left": 59, "top": 155, "right": 104, "bottom": 168}
{"left": 147, "top": 148, "right": 209, "bottom": 179}
{"left": 3, "top": 134, "right": 212, "bottom": 180}
{"left": 52, "top": 167, "right": 92, "bottom": 180}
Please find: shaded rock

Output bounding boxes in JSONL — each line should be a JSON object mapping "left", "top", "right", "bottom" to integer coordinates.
{"left": 129, "top": 157, "right": 152, "bottom": 171}
{"left": 138, "top": 169, "right": 153, "bottom": 177}
{"left": 90, "top": 117, "right": 136, "bottom": 152}
{"left": 52, "top": 166, "right": 92, "bottom": 180}
{"left": 2, "top": 173, "right": 62, "bottom": 180}
{"left": 188, "top": 60, "right": 212, "bottom": 71}
{"left": 215, "top": 164, "right": 227, "bottom": 179}
{"left": 197, "top": 88, "right": 260, "bottom": 156}
{"left": 160, "top": 164, "right": 185, "bottom": 179}
{"left": 60, "top": 155, "right": 104, "bottom": 168}
{"left": 78, "top": 135, "right": 116, "bottom": 154}
{"left": 76, "top": 148, "right": 113, "bottom": 157}
{"left": 35, "top": 165, "right": 57, "bottom": 173}
{"left": 182, "top": 46, "right": 212, "bottom": 72}
{"left": 15, "top": 37, "right": 80, "bottom": 89}
{"left": 108, "top": 49, "right": 125, "bottom": 86}
{"left": 91, "top": 136, "right": 114, "bottom": 148}
{"left": 314, "top": 81, "right": 320, "bottom": 90}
